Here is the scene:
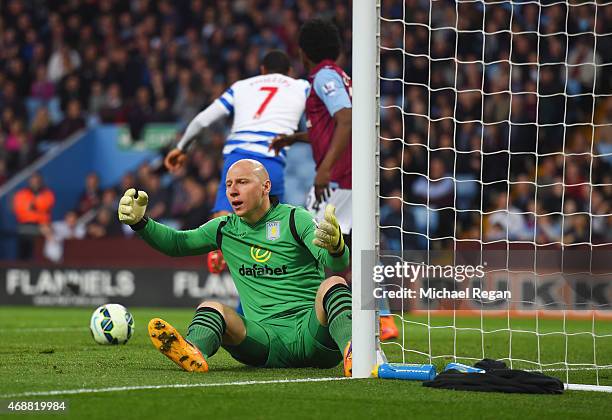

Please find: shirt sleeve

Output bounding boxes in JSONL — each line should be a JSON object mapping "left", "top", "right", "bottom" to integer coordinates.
{"left": 216, "top": 86, "right": 235, "bottom": 114}
{"left": 176, "top": 86, "right": 234, "bottom": 151}
{"left": 292, "top": 207, "right": 350, "bottom": 273}
{"left": 312, "top": 69, "right": 352, "bottom": 117}
{"left": 137, "top": 217, "right": 225, "bottom": 256}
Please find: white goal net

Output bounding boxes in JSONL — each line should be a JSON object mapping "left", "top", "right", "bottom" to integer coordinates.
{"left": 375, "top": 0, "right": 612, "bottom": 388}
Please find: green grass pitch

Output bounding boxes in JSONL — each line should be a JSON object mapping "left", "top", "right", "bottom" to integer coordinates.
{"left": 1, "top": 306, "right": 611, "bottom": 419}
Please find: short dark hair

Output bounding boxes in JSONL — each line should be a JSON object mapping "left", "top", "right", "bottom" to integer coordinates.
{"left": 261, "top": 50, "right": 291, "bottom": 74}
{"left": 298, "top": 19, "right": 341, "bottom": 63}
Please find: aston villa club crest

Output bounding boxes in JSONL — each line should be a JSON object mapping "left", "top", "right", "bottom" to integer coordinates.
{"left": 266, "top": 221, "right": 281, "bottom": 241}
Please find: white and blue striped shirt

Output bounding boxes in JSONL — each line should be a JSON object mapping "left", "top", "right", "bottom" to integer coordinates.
{"left": 177, "top": 73, "right": 310, "bottom": 162}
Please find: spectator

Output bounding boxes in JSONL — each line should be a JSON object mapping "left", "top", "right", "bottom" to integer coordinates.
{"left": 127, "top": 86, "right": 153, "bottom": 140}
{"left": 536, "top": 215, "right": 562, "bottom": 245}
{"left": 142, "top": 172, "right": 170, "bottom": 220}
{"left": 410, "top": 158, "right": 455, "bottom": 241}
{"left": 30, "top": 107, "right": 54, "bottom": 146}
{"left": 179, "top": 177, "right": 210, "bottom": 229}
{"left": 4, "top": 119, "right": 33, "bottom": 173}
{"left": 47, "top": 44, "right": 81, "bottom": 83}
{"left": 380, "top": 189, "right": 414, "bottom": 251}
{"left": 99, "top": 188, "right": 119, "bottom": 213}
{"left": 99, "top": 83, "right": 126, "bottom": 123}
{"left": 58, "top": 73, "right": 84, "bottom": 113}
{"left": 511, "top": 174, "right": 534, "bottom": 213}
{"left": 88, "top": 81, "right": 106, "bottom": 116}
{"left": 86, "top": 207, "right": 122, "bottom": 238}
{"left": 40, "top": 210, "right": 86, "bottom": 263}
{"left": 30, "top": 64, "right": 55, "bottom": 102}
{"left": 564, "top": 214, "right": 590, "bottom": 245}
{"left": 53, "top": 99, "right": 86, "bottom": 140}
{"left": 77, "top": 172, "right": 101, "bottom": 215}
{"left": 12, "top": 172, "right": 55, "bottom": 259}
{"left": 567, "top": 39, "right": 601, "bottom": 94}
{"left": 591, "top": 190, "right": 609, "bottom": 244}
{"left": 485, "top": 192, "right": 531, "bottom": 241}
{"left": 115, "top": 171, "right": 137, "bottom": 197}
{"left": 172, "top": 69, "right": 204, "bottom": 125}
{"left": 564, "top": 161, "right": 588, "bottom": 207}
{"left": 168, "top": 175, "right": 191, "bottom": 221}
{"left": 411, "top": 158, "right": 454, "bottom": 209}
{"left": 187, "top": 149, "right": 218, "bottom": 184}
{"left": 203, "top": 178, "right": 219, "bottom": 210}
{"left": 1, "top": 81, "right": 27, "bottom": 121}
{"left": 151, "top": 97, "right": 176, "bottom": 123}
{"left": 135, "top": 162, "right": 152, "bottom": 191}
{"left": 0, "top": 158, "right": 8, "bottom": 186}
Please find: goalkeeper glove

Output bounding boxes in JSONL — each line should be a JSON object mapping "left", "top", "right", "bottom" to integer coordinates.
{"left": 118, "top": 188, "right": 149, "bottom": 225}
{"left": 313, "top": 204, "right": 345, "bottom": 254}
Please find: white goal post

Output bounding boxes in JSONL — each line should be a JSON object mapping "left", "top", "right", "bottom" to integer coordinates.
{"left": 352, "top": 0, "right": 379, "bottom": 378}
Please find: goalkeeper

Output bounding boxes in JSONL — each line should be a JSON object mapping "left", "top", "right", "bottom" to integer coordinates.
{"left": 118, "top": 159, "right": 353, "bottom": 376}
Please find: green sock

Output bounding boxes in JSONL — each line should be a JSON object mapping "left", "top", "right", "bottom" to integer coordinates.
{"left": 185, "top": 307, "right": 226, "bottom": 359}
{"left": 323, "top": 284, "right": 352, "bottom": 351}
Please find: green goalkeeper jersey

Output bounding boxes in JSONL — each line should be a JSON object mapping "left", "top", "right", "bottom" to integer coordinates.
{"left": 137, "top": 203, "right": 350, "bottom": 326}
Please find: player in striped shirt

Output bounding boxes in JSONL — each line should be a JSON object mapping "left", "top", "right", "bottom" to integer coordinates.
{"left": 164, "top": 50, "right": 309, "bottom": 216}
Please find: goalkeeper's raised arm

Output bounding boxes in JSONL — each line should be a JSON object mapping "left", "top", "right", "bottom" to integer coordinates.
{"left": 117, "top": 187, "right": 221, "bottom": 257}
{"left": 118, "top": 158, "right": 353, "bottom": 377}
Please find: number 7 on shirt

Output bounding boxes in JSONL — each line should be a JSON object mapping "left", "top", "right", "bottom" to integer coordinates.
{"left": 253, "top": 86, "right": 279, "bottom": 119}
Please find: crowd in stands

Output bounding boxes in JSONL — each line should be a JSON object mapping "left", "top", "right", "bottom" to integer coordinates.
{"left": 1, "top": 0, "right": 610, "bottom": 261}
{"left": 378, "top": 0, "right": 612, "bottom": 250}
{"left": 0, "top": 0, "right": 351, "bottom": 177}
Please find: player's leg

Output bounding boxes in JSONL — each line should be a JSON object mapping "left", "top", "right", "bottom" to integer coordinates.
{"left": 190, "top": 301, "right": 273, "bottom": 367}
{"left": 314, "top": 275, "right": 353, "bottom": 376}
{"left": 148, "top": 300, "right": 248, "bottom": 372}
{"left": 186, "top": 301, "right": 246, "bottom": 351}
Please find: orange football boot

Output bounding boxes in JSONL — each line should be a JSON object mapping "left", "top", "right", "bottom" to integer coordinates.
{"left": 380, "top": 315, "right": 399, "bottom": 341}
{"left": 343, "top": 341, "right": 352, "bottom": 377}
{"left": 148, "top": 318, "right": 209, "bottom": 372}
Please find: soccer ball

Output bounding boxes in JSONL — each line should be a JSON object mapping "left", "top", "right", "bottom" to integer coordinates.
{"left": 89, "top": 304, "right": 135, "bottom": 345}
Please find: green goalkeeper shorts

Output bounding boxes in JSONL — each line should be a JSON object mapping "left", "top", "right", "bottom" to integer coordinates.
{"left": 223, "top": 306, "right": 342, "bottom": 368}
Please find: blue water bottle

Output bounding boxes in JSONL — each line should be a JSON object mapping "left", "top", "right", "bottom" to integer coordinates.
{"left": 443, "top": 362, "right": 485, "bottom": 373}
{"left": 373, "top": 363, "right": 437, "bottom": 381}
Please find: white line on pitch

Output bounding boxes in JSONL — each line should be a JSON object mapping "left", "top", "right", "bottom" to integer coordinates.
{"left": 565, "top": 384, "right": 612, "bottom": 393}
{"left": 0, "top": 327, "right": 87, "bottom": 333}
{"left": 0, "top": 377, "right": 351, "bottom": 398}
{"left": 528, "top": 367, "right": 612, "bottom": 373}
